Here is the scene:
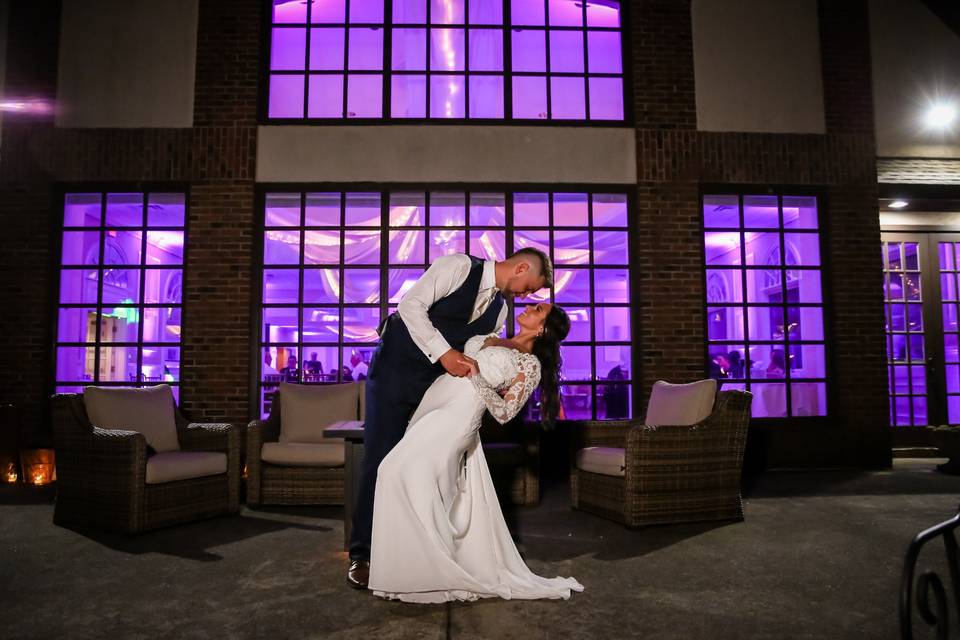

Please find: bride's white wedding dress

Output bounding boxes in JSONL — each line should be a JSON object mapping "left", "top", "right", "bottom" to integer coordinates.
{"left": 368, "top": 333, "right": 584, "bottom": 603}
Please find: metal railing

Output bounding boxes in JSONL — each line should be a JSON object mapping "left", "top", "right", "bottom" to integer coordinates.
{"left": 900, "top": 504, "right": 960, "bottom": 639}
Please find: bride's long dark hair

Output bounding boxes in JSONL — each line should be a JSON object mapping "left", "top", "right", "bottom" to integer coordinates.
{"left": 531, "top": 305, "right": 570, "bottom": 428}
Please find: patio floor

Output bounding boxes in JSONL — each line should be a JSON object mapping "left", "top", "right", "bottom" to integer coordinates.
{"left": 2, "top": 459, "right": 959, "bottom": 640}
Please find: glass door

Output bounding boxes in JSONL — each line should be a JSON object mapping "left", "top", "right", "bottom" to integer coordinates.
{"left": 881, "top": 233, "right": 956, "bottom": 438}
{"left": 935, "top": 238, "right": 960, "bottom": 423}
{"left": 882, "top": 236, "right": 932, "bottom": 427}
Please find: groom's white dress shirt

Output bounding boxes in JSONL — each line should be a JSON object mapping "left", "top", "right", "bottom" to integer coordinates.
{"left": 397, "top": 255, "right": 507, "bottom": 364}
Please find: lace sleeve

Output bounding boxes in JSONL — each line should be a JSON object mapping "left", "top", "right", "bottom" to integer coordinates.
{"left": 471, "top": 353, "right": 541, "bottom": 425}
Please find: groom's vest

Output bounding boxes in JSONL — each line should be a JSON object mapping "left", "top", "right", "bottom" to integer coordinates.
{"left": 372, "top": 255, "right": 504, "bottom": 389}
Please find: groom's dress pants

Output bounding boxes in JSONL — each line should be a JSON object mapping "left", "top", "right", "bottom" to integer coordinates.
{"left": 349, "top": 357, "right": 432, "bottom": 561}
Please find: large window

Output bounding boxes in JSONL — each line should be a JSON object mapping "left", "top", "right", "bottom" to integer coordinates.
{"left": 54, "top": 192, "right": 186, "bottom": 401}
{"left": 257, "top": 188, "right": 632, "bottom": 419}
{"left": 267, "top": 0, "right": 625, "bottom": 121}
{"left": 702, "top": 193, "right": 828, "bottom": 418}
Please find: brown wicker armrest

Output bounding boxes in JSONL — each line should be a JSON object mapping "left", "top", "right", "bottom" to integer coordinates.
{"left": 85, "top": 427, "right": 149, "bottom": 478}
{"left": 569, "top": 419, "right": 634, "bottom": 450}
{"left": 51, "top": 426, "right": 148, "bottom": 532}
{"left": 179, "top": 422, "right": 240, "bottom": 454}
{"left": 246, "top": 417, "right": 280, "bottom": 459}
{"left": 247, "top": 418, "right": 277, "bottom": 455}
{"left": 245, "top": 416, "right": 280, "bottom": 506}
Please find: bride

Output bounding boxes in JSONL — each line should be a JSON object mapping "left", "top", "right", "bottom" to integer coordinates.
{"left": 368, "top": 301, "right": 584, "bottom": 603}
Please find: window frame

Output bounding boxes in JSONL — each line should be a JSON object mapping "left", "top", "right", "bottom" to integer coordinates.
{"left": 251, "top": 182, "right": 639, "bottom": 422}
{"left": 257, "top": 0, "right": 634, "bottom": 126}
{"left": 698, "top": 184, "right": 835, "bottom": 423}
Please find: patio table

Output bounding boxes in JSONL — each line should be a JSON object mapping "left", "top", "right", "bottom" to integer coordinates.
{"left": 324, "top": 421, "right": 365, "bottom": 549}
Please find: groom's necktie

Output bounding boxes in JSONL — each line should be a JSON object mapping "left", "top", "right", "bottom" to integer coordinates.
{"left": 473, "top": 289, "right": 497, "bottom": 322}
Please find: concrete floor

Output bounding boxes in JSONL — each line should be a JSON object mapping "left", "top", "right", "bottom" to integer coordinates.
{"left": 1, "top": 460, "right": 959, "bottom": 640}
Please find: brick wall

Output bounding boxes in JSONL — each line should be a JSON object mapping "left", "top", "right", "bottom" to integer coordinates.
{"left": 0, "top": 0, "right": 260, "bottom": 439}
{"left": 179, "top": 182, "right": 255, "bottom": 425}
{"left": 0, "top": 184, "right": 55, "bottom": 446}
{"left": 0, "top": 0, "right": 890, "bottom": 467}
{"left": 629, "top": 0, "right": 889, "bottom": 468}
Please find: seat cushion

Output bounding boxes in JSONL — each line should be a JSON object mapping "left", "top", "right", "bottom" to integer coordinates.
{"left": 575, "top": 447, "right": 626, "bottom": 477}
{"left": 644, "top": 379, "right": 717, "bottom": 427}
{"left": 279, "top": 382, "right": 360, "bottom": 444}
{"left": 261, "top": 442, "right": 345, "bottom": 467}
{"left": 84, "top": 384, "right": 180, "bottom": 453}
{"left": 145, "top": 451, "right": 226, "bottom": 484}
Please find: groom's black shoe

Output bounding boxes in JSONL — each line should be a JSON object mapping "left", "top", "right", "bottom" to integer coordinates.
{"left": 347, "top": 560, "right": 370, "bottom": 590}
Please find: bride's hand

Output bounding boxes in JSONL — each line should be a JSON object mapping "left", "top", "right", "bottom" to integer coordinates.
{"left": 458, "top": 358, "right": 479, "bottom": 378}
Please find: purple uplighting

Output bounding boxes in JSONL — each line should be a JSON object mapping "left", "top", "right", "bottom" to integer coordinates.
{"left": 55, "top": 192, "right": 186, "bottom": 400}
{"left": 268, "top": 0, "right": 624, "bottom": 120}
{"left": 703, "top": 194, "right": 827, "bottom": 418}
{"left": 259, "top": 189, "right": 631, "bottom": 419}
{"left": 0, "top": 98, "right": 55, "bottom": 115}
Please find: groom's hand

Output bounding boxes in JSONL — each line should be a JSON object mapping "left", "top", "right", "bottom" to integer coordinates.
{"left": 440, "top": 349, "right": 475, "bottom": 377}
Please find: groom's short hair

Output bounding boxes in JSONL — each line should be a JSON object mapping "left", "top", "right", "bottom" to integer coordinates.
{"left": 509, "top": 247, "right": 554, "bottom": 288}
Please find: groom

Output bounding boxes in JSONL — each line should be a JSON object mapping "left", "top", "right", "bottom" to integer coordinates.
{"left": 347, "top": 248, "right": 554, "bottom": 589}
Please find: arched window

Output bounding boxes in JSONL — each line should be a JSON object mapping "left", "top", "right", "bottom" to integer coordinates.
{"left": 707, "top": 272, "right": 728, "bottom": 304}
{"left": 163, "top": 271, "right": 183, "bottom": 305}
{"left": 762, "top": 241, "right": 802, "bottom": 290}
{"left": 101, "top": 240, "right": 130, "bottom": 292}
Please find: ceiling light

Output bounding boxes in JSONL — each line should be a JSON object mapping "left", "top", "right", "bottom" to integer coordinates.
{"left": 888, "top": 201, "right": 909, "bottom": 209}
{"left": 926, "top": 103, "right": 957, "bottom": 129}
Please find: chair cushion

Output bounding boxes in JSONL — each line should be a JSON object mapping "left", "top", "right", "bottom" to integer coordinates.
{"left": 84, "top": 384, "right": 180, "bottom": 453}
{"left": 279, "top": 382, "right": 359, "bottom": 444}
{"left": 145, "top": 451, "right": 226, "bottom": 484}
{"left": 261, "top": 442, "right": 345, "bottom": 467}
{"left": 644, "top": 379, "right": 717, "bottom": 427}
{"left": 575, "top": 447, "right": 626, "bottom": 477}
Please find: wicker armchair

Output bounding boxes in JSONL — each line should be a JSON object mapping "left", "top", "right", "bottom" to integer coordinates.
{"left": 51, "top": 392, "right": 241, "bottom": 534}
{"left": 479, "top": 413, "right": 540, "bottom": 505}
{"left": 246, "top": 382, "right": 364, "bottom": 506}
{"left": 570, "top": 389, "right": 753, "bottom": 528}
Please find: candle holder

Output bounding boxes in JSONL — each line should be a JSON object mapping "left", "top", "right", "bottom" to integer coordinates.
{"left": 20, "top": 449, "right": 56, "bottom": 486}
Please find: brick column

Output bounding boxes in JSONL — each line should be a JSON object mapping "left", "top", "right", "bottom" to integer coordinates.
{"left": 818, "top": 0, "right": 889, "bottom": 467}
{"left": 0, "top": 1, "right": 61, "bottom": 442}
{"left": 630, "top": 1, "right": 703, "bottom": 412}
{"left": 178, "top": 0, "right": 261, "bottom": 423}
{"left": 179, "top": 183, "right": 255, "bottom": 424}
